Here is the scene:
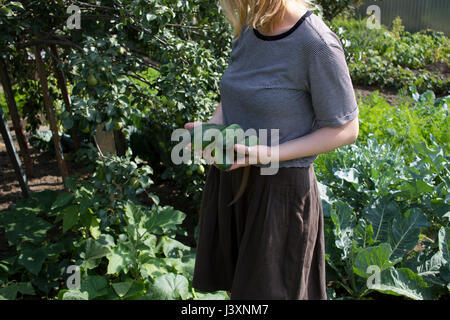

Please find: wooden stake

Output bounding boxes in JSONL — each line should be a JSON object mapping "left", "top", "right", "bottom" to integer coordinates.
{"left": 0, "top": 56, "right": 34, "bottom": 177}
{"left": 0, "top": 104, "right": 30, "bottom": 198}
{"left": 34, "top": 46, "right": 69, "bottom": 190}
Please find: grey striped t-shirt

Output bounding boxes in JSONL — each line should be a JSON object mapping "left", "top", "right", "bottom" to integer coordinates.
{"left": 219, "top": 10, "right": 359, "bottom": 168}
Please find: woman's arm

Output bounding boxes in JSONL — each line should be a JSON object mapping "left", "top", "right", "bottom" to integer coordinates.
{"left": 184, "top": 102, "right": 224, "bottom": 166}
{"left": 275, "top": 117, "right": 359, "bottom": 162}
{"left": 184, "top": 101, "right": 223, "bottom": 130}
{"left": 233, "top": 116, "right": 358, "bottom": 169}
{"left": 206, "top": 101, "right": 224, "bottom": 125}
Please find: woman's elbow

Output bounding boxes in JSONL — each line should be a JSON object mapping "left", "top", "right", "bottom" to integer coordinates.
{"left": 349, "top": 118, "right": 359, "bottom": 143}
{"left": 343, "top": 117, "right": 359, "bottom": 145}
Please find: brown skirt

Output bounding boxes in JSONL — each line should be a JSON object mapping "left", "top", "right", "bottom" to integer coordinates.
{"left": 192, "top": 164, "right": 327, "bottom": 300}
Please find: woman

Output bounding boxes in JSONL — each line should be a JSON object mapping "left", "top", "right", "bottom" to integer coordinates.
{"left": 185, "top": 0, "right": 359, "bottom": 300}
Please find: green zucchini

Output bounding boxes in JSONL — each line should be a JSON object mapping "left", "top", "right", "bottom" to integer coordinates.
{"left": 244, "top": 135, "right": 259, "bottom": 147}
{"left": 189, "top": 123, "right": 225, "bottom": 150}
{"left": 190, "top": 123, "right": 258, "bottom": 171}
{"left": 212, "top": 148, "right": 234, "bottom": 171}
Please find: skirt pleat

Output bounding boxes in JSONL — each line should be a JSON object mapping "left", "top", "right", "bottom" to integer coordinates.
{"left": 192, "top": 164, "right": 327, "bottom": 300}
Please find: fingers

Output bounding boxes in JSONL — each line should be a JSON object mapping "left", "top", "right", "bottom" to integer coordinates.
{"left": 184, "top": 121, "right": 204, "bottom": 130}
{"left": 234, "top": 144, "right": 249, "bottom": 155}
{"left": 202, "top": 147, "right": 215, "bottom": 164}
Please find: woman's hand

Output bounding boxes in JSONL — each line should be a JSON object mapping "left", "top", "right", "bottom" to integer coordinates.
{"left": 184, "top": 121, "right": 204, "bottom": 131}
{"left": 184, "top": 121, "right": 218, "bottom": 168}
{"left": 184, "top": 121, "right": 205, "bottom": 153}
{"left": 227, "top": 144, "right": 273, "bottom": 171}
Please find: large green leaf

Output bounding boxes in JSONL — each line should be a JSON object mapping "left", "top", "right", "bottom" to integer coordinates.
{"left": 438, "top": 227, "right": 450, "bottom": 263}
{"left": 419, "top": 253, "right": 446, "bottom": 287}
{"left": 80, "top": 275, "right": 108, "bottom": 299}
{"left": 149, "top": 273, "right": 189, "bottom": 300}
{"left": 122, "top": 280, "right": 145, "bottom": 300}
{"left": 124, "top": 201, "right": 147, "bottom": 234}
{"left": 389, "top": 208, "right": 428, "bottom": 260}
{"left": 438, "top": 227, "right": 450, "bottom": 286}
{"left": 124, "top": 201, "right": 140, "bottom": 226}
{"left": 316, "top": 181, "right": 332, "bottom": 217}
{"left": 97, "top": 233, "right": 115, "bottom": 247}
{"left": 164, "top": 253, "right": 197, "bottom": 281}
{"left": 17, "top": 282, "right": 35, "bottom": 296}
{"left": 111, "top": 279, "right": 144, "bottom": 300}
{"left": 31, "top": 190, "right": 59, "bottom": 212}
{"left": 107, "top": 242, "right": 133, "bottom": 274}
{"left": 17, "top": 244, "right": 47, "bottom": 275}
{"left": 440, "top": 262, "right": 450, "bottom": 284}
{"left": 0, "top": 282, "right": 36, "bottom": 299}
{"left": 1, "top": 210, "right": 52, "bottom": 245}
{"left": 51, "top": 193, "right": 74, "bottom": 210}
{"left": 0, "top": 284, "right": 18, "bottom": 300}
{"left": 334, "top": 167, "right": 360, "bottom": 190}
{"left": 157, "top": 236, "right": 192, "bottom": 258}
{"left": 324, "top": 218, "right": 345, "bottom": 278}
{"left": 362, "top": 196, "right": 399, "bottom": 243}
{"left": 400, "top": 180, "right": 435, "bottom": 199}
{"left": 370, "top": 267, "right": 433, "bottom": 300}
{"left": 89, "top": 217, "right": 101, "bottom": 240}
{"left": 81, "top": 238, "right": 111, "bottom": 269}
{"left": 330, "top": 200, "right": 355, "bottom": 259}
{"left": 354, "top": 219, "right": 375, "bottom": 248}
{"left": 140, "top": 258, "right": 170, "bottom": 280}
{"left": 194, "top": 291, "right": 228, "bottom": 300}
{"left": 63, "top": 205, "right": 79, "bottom": 233}
{"left": 136, "top": 235, "right": 157, "bottom": 258}
{"left": 62, "top": 289, "right": 89, "bottom": 300}
{"left": 353, "top": 243, "right": 394, "bottom": 278}
{"left": 145, "top": 206, "right": 186, "bottom": 235}
{"left": 112, "top": 281, "right": 133, "bottom": 298}
{"left": 403, "top": 248, "right": 446, "bottom": 287}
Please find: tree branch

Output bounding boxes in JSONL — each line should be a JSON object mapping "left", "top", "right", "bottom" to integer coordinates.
{"left": 16, "top": 38, "right": 83, "bottom": 51}
{"left": 166, "top": 23, "right": 210, "bottom": 30}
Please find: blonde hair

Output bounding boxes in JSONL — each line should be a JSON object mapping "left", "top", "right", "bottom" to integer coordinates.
{"left": 219, "top": 0, "right": 314, "bottom": 40}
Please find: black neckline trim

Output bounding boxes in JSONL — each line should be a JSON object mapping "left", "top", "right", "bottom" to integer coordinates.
{"left": 253, "top": 10, "right": 313, "bottom": 41}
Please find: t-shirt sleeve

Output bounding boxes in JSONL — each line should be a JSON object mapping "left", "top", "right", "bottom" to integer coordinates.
{"left": 307, "top": 41, "right": 359, "bottom": 129}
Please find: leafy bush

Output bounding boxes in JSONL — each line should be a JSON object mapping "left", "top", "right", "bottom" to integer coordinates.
{"left": 127, "top": 115, "right": 209, "bottom": 213}
{"left": 314, "top": 89, "right": 449, "bottom": 300}
{"left": 330, "top": 17, "right": 450, "bottom": 94}
{"left": 316, "top": 0, "right": 364, "bottom": 21}
{"left": 356, "top": 88, "right": 449, "bottom": 160}
{"left": 317, "top": 137, "right": 449, "bottom": 300}
{"left": 0, "top": 149, "right": 227, "bottom": 300}
{"left": 29, "top": 130, "right": 75, "bottom": 154}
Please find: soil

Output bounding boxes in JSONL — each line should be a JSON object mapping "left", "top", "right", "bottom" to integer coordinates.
{"left": 0, "top": 121, "right": 90, "bottom": 212}
{"left": 423, "top": 62, "right": 450, "bottom": 77}
{"left": 353, "top": 84, "right": 403, "bottom": 105}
